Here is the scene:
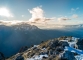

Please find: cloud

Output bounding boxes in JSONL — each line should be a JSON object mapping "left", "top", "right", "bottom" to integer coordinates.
{"left": 0, "top": 7, "right": 13, "bottom": 17}
{"left": 70, "top": 7, "right": 79, "bottom": 14}
{"left": 72, "top": 14, "right": 78, "bottom": 18}
{"left": 28, "top": 6, "right": 54, "bottom": 23}
{"left": 44, "top": 17, "right": 55, "bottom": 21}
{"left": 76, "top": 7, "right": 79, "bottom": 10}
{"left": 58, "top": 17, "right": 71, "bottom": 21}
{"left": 71, "top": 8, "right": 75, "bottom": 11}
{"left": 71, "top": 7, "right": 79, "bottom": 11}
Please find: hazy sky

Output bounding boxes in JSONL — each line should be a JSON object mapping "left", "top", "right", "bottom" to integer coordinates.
{"left": 0, "top": 0, "right": 83, "bottom": 25}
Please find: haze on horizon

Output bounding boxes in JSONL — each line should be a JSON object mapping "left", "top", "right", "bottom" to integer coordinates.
{"left": 0, "top": 0, "right": 83, "bottom": 28}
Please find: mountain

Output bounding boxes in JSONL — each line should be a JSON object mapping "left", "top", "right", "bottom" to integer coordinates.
{"left": 0, "top": 22, "right": 83, "bottom": 57}
{"left": 6, "top": 36, "right": 83, "bottom": 60}
{"left": 11, "top": 22, "right": 39, "bottom": 31}
{"left": 0, "top": 23, "right": 50, "bottom": 57}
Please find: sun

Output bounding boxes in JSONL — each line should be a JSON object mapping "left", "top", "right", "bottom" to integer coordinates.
{"left": 0, "top": 7, "right": 13, "bottom": 17}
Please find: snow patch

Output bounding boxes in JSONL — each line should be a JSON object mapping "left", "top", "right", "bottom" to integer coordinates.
{"left": 75, "top": 54, "right": 83, "bottom": 60}
{"left": 26, "top": 54, "right": 48, "bottom": 60}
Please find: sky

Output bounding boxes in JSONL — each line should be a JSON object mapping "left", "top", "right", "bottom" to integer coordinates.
{"left": 0, "top": 0, "right": 83, "bottom": 25}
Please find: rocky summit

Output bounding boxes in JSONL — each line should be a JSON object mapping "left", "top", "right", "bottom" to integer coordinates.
{"left": 6, "top": 36, "right": 83, "bottom": 60}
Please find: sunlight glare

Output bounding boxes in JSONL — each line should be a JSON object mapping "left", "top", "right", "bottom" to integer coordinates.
{"left": 0, "top": 8, "right": 13, "bottom": 17}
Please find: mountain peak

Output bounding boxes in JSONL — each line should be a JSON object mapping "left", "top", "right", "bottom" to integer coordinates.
{"left": 11, "top": 22, "right": 39, "bottom": 31}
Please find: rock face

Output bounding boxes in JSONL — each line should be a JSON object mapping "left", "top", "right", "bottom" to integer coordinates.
{"left": 6, "top": 36, "right": 82, "bottom": 60}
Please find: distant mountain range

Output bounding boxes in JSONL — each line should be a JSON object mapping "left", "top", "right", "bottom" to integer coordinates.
{"left": 63, "top": 24, "right": 83, "bottom": 28}
{"left": 0, "top": 21, "right": 83, "bottom": 28}
{"left": 0, "top": 22, "right": 83, "bottom": 58}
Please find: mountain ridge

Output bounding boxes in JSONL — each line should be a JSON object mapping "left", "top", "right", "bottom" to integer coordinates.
{"left": 6, "top": 36, "right": 83, "bottom": 60}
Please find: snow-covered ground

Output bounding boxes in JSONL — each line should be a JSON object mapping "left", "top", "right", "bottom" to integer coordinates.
{"left": 26, "top": 54, "right": 48, "bottom": 60}
{"left": 64, "top": 47, "right": 83, "bottom": 54}
{"left": 75, "top": 54, "right": 83, "bottom": 60}
{"left": 64, "top": 37, "right": 83, "bottom": 60}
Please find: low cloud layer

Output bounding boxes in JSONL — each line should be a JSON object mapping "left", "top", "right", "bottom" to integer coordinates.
{"left": 28, "top": 7, "right": 54, "bottom": 23}
{"left": 72, "top": 14, "right": 78, "bottom": 18}
{"left": 58, "top": 17, "right": 71, "bottom": 21}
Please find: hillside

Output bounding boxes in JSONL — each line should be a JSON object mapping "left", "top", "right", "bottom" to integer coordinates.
{"left": 6, "top": 36, "right": 83, "bottom": 60}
